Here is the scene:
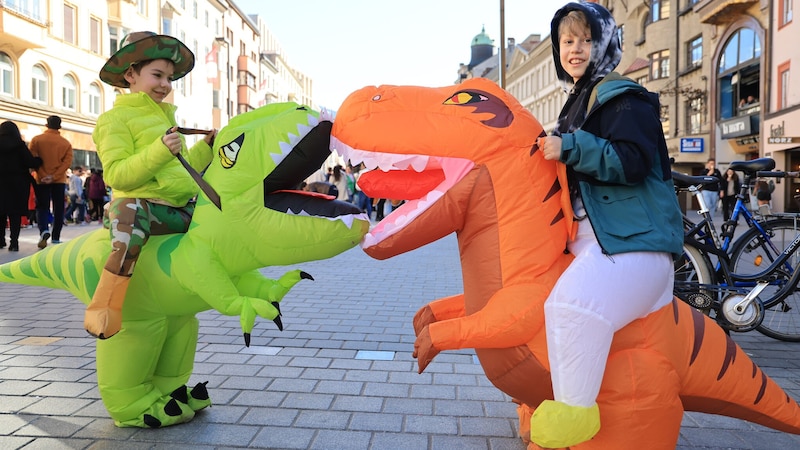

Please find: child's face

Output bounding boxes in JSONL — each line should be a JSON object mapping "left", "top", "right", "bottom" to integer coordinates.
{"left": 124, "top": 59, "right": 175, "bottom": 103}
{"left": 559, "top": 25, "right": 592, "bottom": 83}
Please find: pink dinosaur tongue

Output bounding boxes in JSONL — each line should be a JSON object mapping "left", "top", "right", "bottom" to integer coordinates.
{"left": 358, "top": 169, "right": 445, "bottom": 200}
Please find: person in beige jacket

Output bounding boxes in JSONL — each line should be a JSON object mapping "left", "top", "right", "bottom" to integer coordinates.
{"left": 29, "top": 115, "right": 73, "bottom": 249}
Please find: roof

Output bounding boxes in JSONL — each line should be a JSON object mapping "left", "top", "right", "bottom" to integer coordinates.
{"left": 622, "top": 57, "right": 650, "bottom": 75}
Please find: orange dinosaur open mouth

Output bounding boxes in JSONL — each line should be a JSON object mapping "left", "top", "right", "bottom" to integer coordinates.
{"left": 357, "top": 168, "right": 445, "bottom": 200}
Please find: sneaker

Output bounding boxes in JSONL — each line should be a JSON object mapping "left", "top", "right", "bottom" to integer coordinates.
{"left": 52, "top": 240, "right": 62, "bottom": 244}
{"left": 38, "top": 231, "right": 50, "bottom": 249}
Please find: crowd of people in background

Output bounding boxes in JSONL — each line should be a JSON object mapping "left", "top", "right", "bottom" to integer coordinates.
{"left": 304, "top": 162, "right": 402, "bottom": 221}
{"left": 0, "top": 115, "right": 112, "bottom": 252}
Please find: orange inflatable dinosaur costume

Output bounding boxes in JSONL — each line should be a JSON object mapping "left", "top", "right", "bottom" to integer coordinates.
{"left": 330, "top": 78, "right": 800, "bottom": 449}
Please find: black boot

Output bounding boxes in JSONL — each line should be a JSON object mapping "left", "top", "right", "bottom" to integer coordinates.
{"left": 8, "top": 240, "right": 18, "bottom": 251}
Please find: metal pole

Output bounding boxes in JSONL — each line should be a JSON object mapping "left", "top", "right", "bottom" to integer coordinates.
{"left": 499, "top": 0, "right": 506, "bottom": 89}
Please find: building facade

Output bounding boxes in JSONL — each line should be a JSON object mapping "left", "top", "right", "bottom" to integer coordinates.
{"left": 0, "top": 0, "right": 313, "bottom": 167}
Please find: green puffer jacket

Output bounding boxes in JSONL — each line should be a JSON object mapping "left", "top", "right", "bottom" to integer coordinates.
{"left": 92, "top": 92, "right": 213, "bottom": 206}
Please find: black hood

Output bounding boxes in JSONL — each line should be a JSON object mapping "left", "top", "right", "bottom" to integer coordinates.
{"left": 550, "top": 1, "right": 621, "bottom": 89}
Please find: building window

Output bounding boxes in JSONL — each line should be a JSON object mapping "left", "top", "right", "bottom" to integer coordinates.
{"left": 688, "top": 36, "right": 702, "bottom": 68}
{"left": 717, "top": 27, "right": 761, "bottom": 119}
{"left": 193, "top": 1, "right": 198, "bottom": 19}
{"left": 660, "top": 104, "right": 670, "bottom": 137}
{"left": 90, "top": 17, "right": 101, "bottom": 54}
{"left": 651, "top": 0, "right": 670, "bottom": 22}
{"left": 163, "top": 17, "right": 173, "bottom": 36}
{"left": 204, "top": 10, "right": 209, "bottom": 27}
{"left": 617, "top": 24, "right": 625, "bottom": 52}
{"left": 64, "top": 4, "right": 76, "bottom": 44}
{"left": 88, "top": 83, "right": 101, "bottom": 115}
{"left": 138, "top": 0, "right": 146, "bottom": 16}
{"left": 32, "top": 64, "right": 48, "bottom": 103}
{"left": 686, "top": 97, "right": 703, "bottom": 134}
{"left": 780, "top": 0, "right": 793, "bottom": 27}
{"left": 109, "top": 26, "right": 131, "bottom": 54}
{"left": 650, "top": 50, "right": 670, "bottom": 80}
{"left": 0, "top": 53, "right": 13, "bottom": 96}
{"left": 62, "top": 74, "right": 77, "bottom": 110}
{"left": 779, "top": 62, "right": 790, "bottom": 109}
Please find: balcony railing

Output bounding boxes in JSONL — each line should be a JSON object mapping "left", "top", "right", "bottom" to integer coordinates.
{"left": 1, "top": 0, "right": 45, "bottom": 24}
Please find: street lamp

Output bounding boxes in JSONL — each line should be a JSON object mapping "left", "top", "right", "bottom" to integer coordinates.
{"left": 499, "top": 0, "right": 506, "bottom": 88}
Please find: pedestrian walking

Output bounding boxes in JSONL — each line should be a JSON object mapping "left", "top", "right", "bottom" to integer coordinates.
{"left": 87, "top": 169, "right": 108, "bottom": 222}
{"left": 65, "top": 165, "right": 87, "bottom": 225}
{"left": 29, "top": 115, "right": 73, "bottom": 249}
{"left": 0, "top": 121, "right": 41, "bottom": 251}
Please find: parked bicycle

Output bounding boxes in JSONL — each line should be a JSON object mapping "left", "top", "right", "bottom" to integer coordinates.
{"left": 673, "top": 158, "right": 800, "bottom": 341}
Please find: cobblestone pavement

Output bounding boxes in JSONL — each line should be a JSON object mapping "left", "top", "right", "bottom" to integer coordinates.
{"left": 0, "top": 222, "right": 799, "bottom": 449}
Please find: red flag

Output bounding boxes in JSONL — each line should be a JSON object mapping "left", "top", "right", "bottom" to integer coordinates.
{"left": 205, "top": 46, "right": 218, "bottom": 83}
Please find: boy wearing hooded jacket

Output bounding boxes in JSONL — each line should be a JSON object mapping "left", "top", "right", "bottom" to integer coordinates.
{"left": 85, "top": 32, "right": 217, "bottom": 340}
{"left": 532, "top": 3, "right": 683, "bottom": 448}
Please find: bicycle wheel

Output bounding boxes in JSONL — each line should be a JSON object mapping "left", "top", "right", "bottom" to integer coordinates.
{"left": 728, "top": 218, "right": 800, "bottom": 341}
{"left": 674, "top": 243, "right": 714, "bottom": 312}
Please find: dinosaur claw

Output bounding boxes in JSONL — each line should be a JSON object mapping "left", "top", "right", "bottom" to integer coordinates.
{"left": 243, "top": 333, "right": 251, "bottom": 347}
{"left": 300, "top": 271, "right": 314, "bottom": 280}
{"left": 273, "top": 315, "right": 284, "bottom": 331}
{"left": 272, "top": 301, "right": 281, "bottom": 315}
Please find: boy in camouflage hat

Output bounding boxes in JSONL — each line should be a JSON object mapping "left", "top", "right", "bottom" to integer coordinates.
{"left": 87, "top": 32, "right": 217, "bottom": 339}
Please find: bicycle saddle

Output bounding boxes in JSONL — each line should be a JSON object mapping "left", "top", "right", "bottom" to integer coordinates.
{"left": 729, "top": 158, "right": 776, "bottom": 174}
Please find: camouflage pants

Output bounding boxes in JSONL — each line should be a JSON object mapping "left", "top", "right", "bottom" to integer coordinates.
{"left": 104, "top": 198, "right": 194, "bottom": 276}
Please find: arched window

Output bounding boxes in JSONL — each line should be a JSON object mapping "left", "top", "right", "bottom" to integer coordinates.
{"left": 62, "top": 74, "right": 77, "bottom": 110}
{"left": 32, "top": 64, "right": 48, "bottom": 103}
{"left": 88, "top": 83, "right": 102, "bottom": 115}
{"left": 717, "top": 28, "right": 761, "bottom": 120}
{"left": 0, "top": 53, "right": 13, "bottom": 96}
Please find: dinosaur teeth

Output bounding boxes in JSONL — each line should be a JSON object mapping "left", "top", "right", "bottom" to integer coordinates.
{"left": 296, "top": 123, "right": 312, "bottom": 139}
{"left": 330, "top": 136, "right": 430, "bottom": 172}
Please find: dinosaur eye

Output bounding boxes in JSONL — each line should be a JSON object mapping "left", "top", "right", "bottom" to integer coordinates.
{"left": 372, "top": 94, "right": 381, "bottom": 101}
{"left": 444, "top": 91, "right": 488, "bottom": 105}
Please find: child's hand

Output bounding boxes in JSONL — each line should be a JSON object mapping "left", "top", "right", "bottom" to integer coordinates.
{"left": 162, "top": 128, "right": 182, "bottom": 156}
{"left": 539, "top": 136, "right": 563, "bottom": 161}
{"left": 204, "top": 129, "right": 217, "bottom": 147}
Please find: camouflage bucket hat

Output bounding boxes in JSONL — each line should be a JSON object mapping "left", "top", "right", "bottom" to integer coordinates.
{"left": 99, "top": 31, "right": 195, "bottom": 88}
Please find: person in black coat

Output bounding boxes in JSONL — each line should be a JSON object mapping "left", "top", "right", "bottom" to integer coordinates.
{"left": 0, "top": 121, "right": 41, "bottom": 251}
{"left": 719, "top": 168, "right": 741, "bottom": 221}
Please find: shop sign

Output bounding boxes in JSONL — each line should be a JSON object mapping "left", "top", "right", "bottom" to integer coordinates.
{"left": 680, "top": 137, "right": 704, "bottom": 153}
{"left": 719, "top": 116, "right": 752, "bottom": 139}
{"left": 767, "top": 137, "right": 800, "bottom": 144}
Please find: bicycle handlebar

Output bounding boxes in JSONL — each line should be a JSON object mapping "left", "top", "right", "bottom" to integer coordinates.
{"left": 756, "top": 170, "right": 800, "bottom": 179}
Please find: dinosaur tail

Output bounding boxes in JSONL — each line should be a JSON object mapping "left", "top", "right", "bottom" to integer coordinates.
{"left": 0, "top": 230, "right": 107, "bottom": 305}
{"left": 672, "top": 299, "right": 800, "bottom": 433}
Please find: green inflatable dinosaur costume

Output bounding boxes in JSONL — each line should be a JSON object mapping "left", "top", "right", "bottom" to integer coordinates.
{"left": 0, "top": 103, "right": 369, "bottom": 428}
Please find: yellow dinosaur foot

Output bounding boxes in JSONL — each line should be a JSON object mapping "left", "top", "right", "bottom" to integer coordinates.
{"left": 530, "top": 400, "right": 600, "bottom": 448}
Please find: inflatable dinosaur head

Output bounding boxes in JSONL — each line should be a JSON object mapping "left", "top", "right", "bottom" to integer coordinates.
{"left": 195, "top": 103, "right": 370, "bottom": 263}
{"left": 331, "top": 78, "right": 570, "bottom": 255}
